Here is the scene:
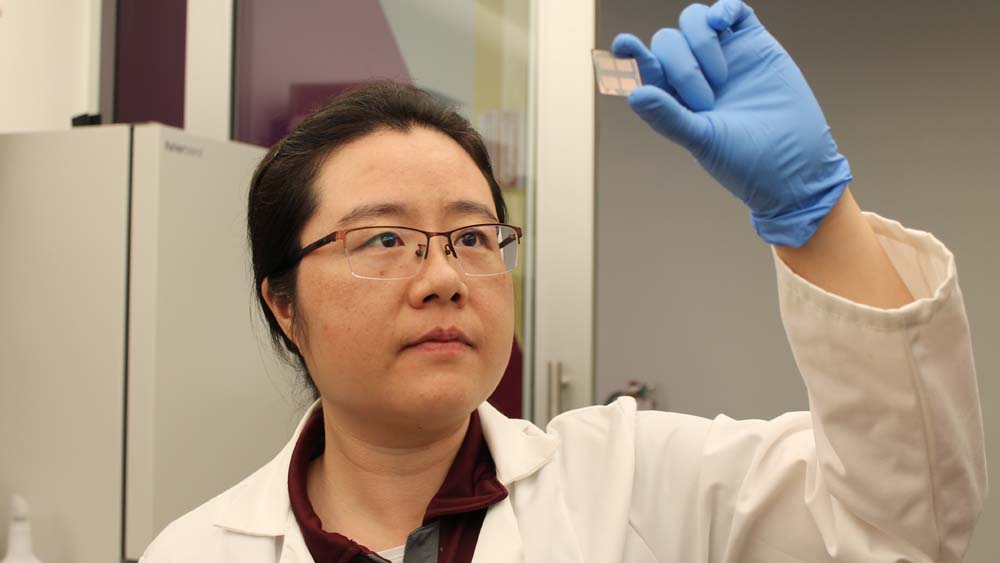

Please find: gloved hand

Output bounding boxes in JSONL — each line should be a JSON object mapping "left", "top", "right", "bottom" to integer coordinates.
{"left": 612, "top": 0, "right": 852, "bottom": 247}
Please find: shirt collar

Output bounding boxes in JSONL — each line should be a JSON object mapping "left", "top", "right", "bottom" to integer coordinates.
{"left": 286, "top": 404, "right": 376, "bottom": 560}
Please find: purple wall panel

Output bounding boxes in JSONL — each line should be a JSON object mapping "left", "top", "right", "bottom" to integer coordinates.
{"left": 115, "top": 0, "right": 187, "bottom": 127}
{"left": 234, "top": 0, "right": 412, "bottom": 147}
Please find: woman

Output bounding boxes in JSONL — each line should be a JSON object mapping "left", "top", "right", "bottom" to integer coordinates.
{"left": 141, "top": 1, "right": 986, "bottom": 561}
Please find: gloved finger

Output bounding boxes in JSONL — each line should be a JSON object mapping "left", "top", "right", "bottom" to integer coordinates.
{"left": 627, "top": 85, "right": 711, "bottom": 155}
{"left": 707, "top": 0, "right": 762, "bottom": 32}
{"left": 650, "top": 28, "right": 715, "bottom": 112}
{"left": 679, "top": 3, "right": 727, "bottom": 89}
{"left": 611, "top": 33, "right": 669, "bottom": 91}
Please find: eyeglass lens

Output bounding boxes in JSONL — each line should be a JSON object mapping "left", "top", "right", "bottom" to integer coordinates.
{"left": 344, "top": 225, "right": 518, "bottom": 280}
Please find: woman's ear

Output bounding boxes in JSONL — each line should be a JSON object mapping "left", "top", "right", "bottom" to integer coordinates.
{"left": 261, "top": 278, "right": 296, "bottom": 346}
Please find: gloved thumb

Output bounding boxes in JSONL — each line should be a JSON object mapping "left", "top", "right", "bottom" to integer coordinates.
{"left": 627, "top": 85, "right": 711, "bottom": 156}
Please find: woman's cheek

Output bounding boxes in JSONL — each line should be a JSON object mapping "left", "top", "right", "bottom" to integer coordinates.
{"left": 301, "top": 275, "right": 387, "bottom": 371}
{"left": 491, "top": 275, "right": 516, "bottom": 325}
{"left": 479, "top": 278, "right": 516, "bottom": 353}
{"left": 317, "top": 298, "right": 385, "bottom": 361}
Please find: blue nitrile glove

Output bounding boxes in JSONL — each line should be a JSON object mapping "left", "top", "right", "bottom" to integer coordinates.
{"left": 611, "top": 0, "right": 852, "bottom": 247}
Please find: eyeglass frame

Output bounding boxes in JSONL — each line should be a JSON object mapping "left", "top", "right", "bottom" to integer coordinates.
{"left": 277, "top": 222, "right": 524, "bottom": 280}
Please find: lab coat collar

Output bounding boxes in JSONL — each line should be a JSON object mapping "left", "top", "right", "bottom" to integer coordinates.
{"left": 212, "top": 399, "right": 559, "bottom": 544}
{"left": 476, "top": 401, "right": 559, "bottom": 486}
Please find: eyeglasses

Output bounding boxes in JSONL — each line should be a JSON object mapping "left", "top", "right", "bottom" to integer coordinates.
{"left": 287, "top": 223, "right": 523, "bottom": 280}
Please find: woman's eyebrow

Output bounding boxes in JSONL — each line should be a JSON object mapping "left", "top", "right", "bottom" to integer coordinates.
{"left": 335, "top": 202, "right": 409, "bottom": 228}
{"left": 446, "top": 200, "right": 498, "bottom": 222}
{"left": 335, "top": 200, "right": 498, "bottom": 228}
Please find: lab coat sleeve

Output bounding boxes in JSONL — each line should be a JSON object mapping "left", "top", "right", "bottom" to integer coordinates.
{"left": 630, "top": 212, "right": 987, "bottom": 562}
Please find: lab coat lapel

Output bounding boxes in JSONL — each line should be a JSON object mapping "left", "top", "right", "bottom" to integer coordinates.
{"left": 277, "top": 509, "right": 313, "bottom": 563}
{"left": 474, "top": 402, "right": 560, "bottom": 562}
{"left": 471, "top": 496, "right": 523, "bottom": 562}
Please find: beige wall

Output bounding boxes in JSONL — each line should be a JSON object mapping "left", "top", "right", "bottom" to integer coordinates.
{"left": 0, "top": 0, "right": 101, "bottom": 133}
{"left": 595, "top": 2, "right": 1000, "bottom": 561}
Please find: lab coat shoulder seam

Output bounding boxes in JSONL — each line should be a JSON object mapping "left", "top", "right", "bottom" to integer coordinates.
{"left": 545, "top": 395, "right": 635, "bottom": 429}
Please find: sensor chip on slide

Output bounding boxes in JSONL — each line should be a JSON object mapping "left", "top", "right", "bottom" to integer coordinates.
{"left": 591, "top": 50, "right": 642, "bottom": 96}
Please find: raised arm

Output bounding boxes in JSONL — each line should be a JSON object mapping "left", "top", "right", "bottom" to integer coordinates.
{"left": 609, "top": 0, "right": 987, "bottom": 560}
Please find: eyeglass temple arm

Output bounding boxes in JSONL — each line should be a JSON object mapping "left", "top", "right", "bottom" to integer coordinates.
{"left": 499, "top": 233, "right": 519, "bottom": 250}
{"left": 292, "top": 232, "right": 339, "bottom": 264}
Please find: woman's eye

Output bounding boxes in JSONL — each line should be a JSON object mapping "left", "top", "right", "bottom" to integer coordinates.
{"left": 458, "top": 231, "right": 484, "bottom": 247}
{"left": 365, "top": 232, "right": 403, "bottom": 248}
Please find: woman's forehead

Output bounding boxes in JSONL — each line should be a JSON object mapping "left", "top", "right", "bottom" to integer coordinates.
{"left": 312, "top": 127, "right": 495, "bottom": 222}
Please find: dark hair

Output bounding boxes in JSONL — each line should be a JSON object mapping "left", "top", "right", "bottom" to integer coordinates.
{"left": 247, "top": 80, "right": 508, "bottom": 400}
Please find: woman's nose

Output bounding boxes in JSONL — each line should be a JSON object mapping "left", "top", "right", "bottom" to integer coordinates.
{"left": 409, "top": 237, "right": 467, "bottom": 306}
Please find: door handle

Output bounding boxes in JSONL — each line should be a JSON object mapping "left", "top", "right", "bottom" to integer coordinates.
{"left": 547, "top": 360, "right": 570, "bottom": 422}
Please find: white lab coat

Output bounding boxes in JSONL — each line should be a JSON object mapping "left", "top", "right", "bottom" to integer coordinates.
{"left": 140, "top": 213, "right": 987, "bottom": 563}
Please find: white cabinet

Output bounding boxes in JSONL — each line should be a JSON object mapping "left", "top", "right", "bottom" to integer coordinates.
{"left": 0, "top": 124, "right": 304, "bottom": 562}
{"left": 1, "top": 125, "right": 130, "bottom": 563}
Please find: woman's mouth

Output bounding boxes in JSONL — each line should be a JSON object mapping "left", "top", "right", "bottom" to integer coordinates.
{"left": 406, "top": 340, "right": 471, "bottom": 354}
{"left": 403, "top": 326, "right": 473, "bottom": 355}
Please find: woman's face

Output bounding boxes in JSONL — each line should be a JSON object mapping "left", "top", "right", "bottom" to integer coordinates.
{"left": 282, "top": 127, "right": 514, "bottom": 431}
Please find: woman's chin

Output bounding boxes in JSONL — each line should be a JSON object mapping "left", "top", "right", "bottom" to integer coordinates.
{"left": 387, "top": 380, "right": 490, "bottom": 423}
{"left": 412, "top": 387, "right": 483, "bottom": 416}
{"left": 324, "top": 366, "right": 502, "bottom": 432}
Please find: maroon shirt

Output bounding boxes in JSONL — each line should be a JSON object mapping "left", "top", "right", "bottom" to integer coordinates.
{"left": 288, "top": 407, "right": 509, "bottom": 562}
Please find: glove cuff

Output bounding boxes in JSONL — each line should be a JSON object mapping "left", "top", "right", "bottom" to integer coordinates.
{"left": 750, "top": 179, "right": 851, "bottom": 247}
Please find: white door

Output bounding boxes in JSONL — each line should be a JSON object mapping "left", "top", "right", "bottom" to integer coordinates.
{"left": 530, "top": 0, "right": 596, "bottom": 425}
